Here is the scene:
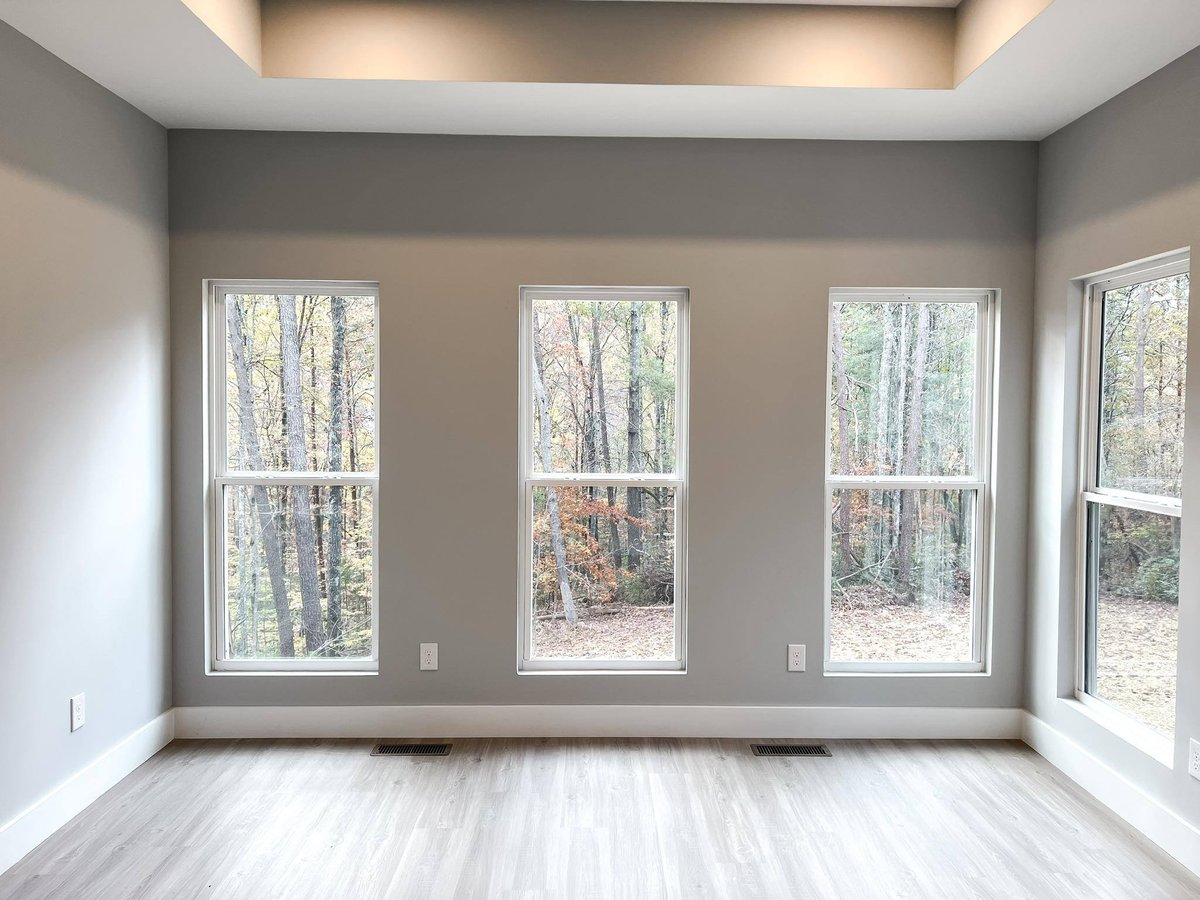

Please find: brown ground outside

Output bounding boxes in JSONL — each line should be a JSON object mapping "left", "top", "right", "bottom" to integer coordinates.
{"left": 533, "top": 604, "right": 675, "bottom": 660}
{"left": 532, "top": 594, "right": 1178, "bottom": 735}
{"left": 1094, "top": 593, "right": 1178, "bottom": 736}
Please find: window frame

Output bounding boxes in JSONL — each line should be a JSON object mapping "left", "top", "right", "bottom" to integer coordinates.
{"left": 206, "top": 279, "right": 381, "bottom": 673}
{"left": 823, "top": 288, "right": 997, "bottom": 675}
{"left": 1074, "top": 252, "right": 1189, "bottom": 751}
{"left": 517, "top": 286, "right": 690, "bottom": 674}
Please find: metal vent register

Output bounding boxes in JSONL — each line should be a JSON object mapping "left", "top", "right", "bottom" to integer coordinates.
{"left": 750, "top": 743, "right": 832, "bottom": 758}
{"left": 371, "top": 743, "right": 452, "bottom": 757}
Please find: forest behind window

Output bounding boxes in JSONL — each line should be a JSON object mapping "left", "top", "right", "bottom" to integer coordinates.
{"left": 525, "top": 293, "right": 684, "bottom": 665}
{"left": 827, "top": 296, "right": 988, "bottom": 667}
{"left": 1085, "top": 270, "right": 1188, "bottom": 737}
{"left": 218, "top": 290, "right": 377, "bottom": 664}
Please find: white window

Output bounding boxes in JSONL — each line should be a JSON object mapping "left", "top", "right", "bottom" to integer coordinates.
{"left": 209, "top": 281, "right": 379, "bottom": 671}
{"left": 825, "top": 290, "right": 995, "bottom": 673}
{"left": 1079, "top": 254, "right": 1188, "bottom": 744}
{"left": 519, "top": 287, "right": 689, "bottom": 672}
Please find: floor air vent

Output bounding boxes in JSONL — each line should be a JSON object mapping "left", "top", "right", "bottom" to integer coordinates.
{"left": 371, "top": 743, "right": 451, "bottom": 757}
{"left": 751, "top": 743, "right": 831, "bottom": 758}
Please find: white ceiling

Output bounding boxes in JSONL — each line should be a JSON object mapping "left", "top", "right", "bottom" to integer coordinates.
{"left": 1, "top": 0, "right": 1198, "bottom": 140}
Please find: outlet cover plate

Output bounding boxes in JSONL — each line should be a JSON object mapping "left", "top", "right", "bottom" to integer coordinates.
{"left": 788, "top": 644, "right": 806, "bottom": 672}
{"left": 420, "top": 643, "right": 438, "bottom": 671}
{"left": 70, "top": 693, "right": 85, "bottom": 732}
{"left": 1188, "top": 739, "right": 1200, "bottom": 780}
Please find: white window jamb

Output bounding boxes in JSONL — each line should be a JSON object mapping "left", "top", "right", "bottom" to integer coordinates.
{"left": 517, "top": 286, "right": 689, "bottom": 673}
{"left": 1072, "top": 252, "right": 1188, "bottom": 755}
{"left": 207, "top": 279, "right": 381, "bottom": 673}
{"left": 823, "top": 288, "right": 996, "bottom": 675}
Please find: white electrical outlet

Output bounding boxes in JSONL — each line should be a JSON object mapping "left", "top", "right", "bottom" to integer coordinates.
{"left": 787, "top": 644, "right": 806, "bottom": 672}
{"left": 1188, "top": 739, "right": 1200, "bottom": 781}
{"left": 70, "top": 693, "right": 86, "bottom": 732}
{"left": 420, "top": 643, "right": 438, "bottom": 671}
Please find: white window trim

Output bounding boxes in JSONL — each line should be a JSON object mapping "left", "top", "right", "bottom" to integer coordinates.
{"left": 823, "top": 288, "right": 997, "bottom": 675}
{"left": 1073, "top": 251, "right": 1189, "bottom": 755}
{"left": 517, "top": 286, "right": 689, "bottom": 674}
{"left": 206, "top": 279, "right": 381, "bottom": 673}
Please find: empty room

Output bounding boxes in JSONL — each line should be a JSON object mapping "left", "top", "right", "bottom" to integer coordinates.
{"left": 3, "top": 0, "right": 1200, "bottom": 897}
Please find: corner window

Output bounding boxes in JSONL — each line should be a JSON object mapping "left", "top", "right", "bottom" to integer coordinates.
{"left": 519, "top": 287, "right": 688, "bottom": 671}
{"left": 1081, "top": 256, "right": 1188, "bottom": 740}
{"left": 210, "top": 282, "right": 378, "bottom": 671}
{"left": 825, "top": 290, "right": 995, "bottom": 672}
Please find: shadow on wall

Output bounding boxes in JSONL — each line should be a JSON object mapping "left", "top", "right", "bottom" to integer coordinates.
{"left": 1038, "top": 44, "right": 1200, "bottom": 236}
{"left": 168, "top": 130, "right": 1037, "bottom": 243}
{"left": 0, "top": 22, "right": 165, "bottom": 223}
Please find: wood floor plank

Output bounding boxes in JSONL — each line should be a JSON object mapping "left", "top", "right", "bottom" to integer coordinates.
{"left": 1, "top": 738, "right": 1196, "bottom": 899}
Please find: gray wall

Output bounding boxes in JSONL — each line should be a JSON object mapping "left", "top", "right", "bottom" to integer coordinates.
{"left": 170, "top": 131, "right": 1036, "bottom": 709}
{"left": 0, "top": 22, "right": 170, "bottom": 826}
{"left": 1030, "top": 45, "right": 1200, "bottom": 832}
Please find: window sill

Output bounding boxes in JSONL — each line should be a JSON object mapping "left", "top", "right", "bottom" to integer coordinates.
{"left": 207, "top": 668, "right": 379, "bottom": 677}
{"left": 824, "top": 669, "right": 988, "bottom": 678}
{"left": 518, "top": 666, "right": 687, "bottom": 676}
{"left": 824, "top": 661, "right": 986, "bottom": 676}
{"left": 1060, "top": 694, "right": 1174, "bottom": 768}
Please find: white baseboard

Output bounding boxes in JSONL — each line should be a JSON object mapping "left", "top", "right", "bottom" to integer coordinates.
{"left": 174, "top": 704, "right": 1023, "bottom": 740}
{"left": 0, "top": 710, "right": 175, "bottom": 877}
{"left": 1021, "top": 712, "right": 1200, "bottom": 878}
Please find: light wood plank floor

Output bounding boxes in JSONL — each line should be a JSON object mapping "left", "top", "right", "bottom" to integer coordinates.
{"left": 1, "top": 739, "right": 1197, "bottom": 899}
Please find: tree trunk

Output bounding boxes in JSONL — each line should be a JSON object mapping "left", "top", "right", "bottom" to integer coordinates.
{"left": 875, "top": 305, "right": 895, "bottom": 475}
{"left": 626, "top": 303, "right": 645, "bottom": 572}
{"left": 532, "top": 310, "right": 577, "bottom": 626}
{"left": 891, "top": 305, "right": 910, "bottom": 564}
{"left": 228, "top": 298, "right": 295, "bottom": 657}
{"left": 655, "top": 301, "right": 670, "bottom": 535}
{"left": 831, "top": 307, "right": 853, "bottom": 577}
{"left": 279, "top": 294, "right": 329, "bottom": 654}
{"left": 593, "top": 306, "right": 623, "bottom": 569}
{"left": 569, "top": 313, "right": 599, "bottom": 540}
{"left": 234, "top": 484, "right": 250, "bottom": 656}
{"left": 896, "top": 303, "right": 930, "bottom": 593}
{"left": 326, "top": 296, "right": 347, "bottom": 649}
{"left": 1135, "top": 291, "right": 1151, "bottom": 417}
{"left": 873, "top": 305, "right": 896, "bottom": 566}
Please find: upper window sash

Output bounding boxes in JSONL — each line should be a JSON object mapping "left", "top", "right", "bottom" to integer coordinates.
{"left": 1082, "top": 255, "right": 1189, "bottom": 504}
{"left": 826, "top": 290, "right": 993, "bottom": 483}
{"left": 521, "top": 286, "right": 689, "bottom": 481}
{"left": 212, "top": 282, "right": 379, "bottom": 479}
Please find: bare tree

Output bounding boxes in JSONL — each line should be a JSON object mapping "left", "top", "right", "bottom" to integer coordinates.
{"left": 228, "top": 299, "right": 295, "bottom": 656}
{"left": 831, "top": 306, "right": 853, "bottom": 577}
{"left": 593, "top": 305, "right": 623, "bottom": 569}
{"left": 896, "top": 303, "right": 931, "bottom": 592}
{"left": 326, "top": 296, "right": 347, "bottom": 648}
{"left": 532, "top": 310, "right": 577, "bottom": 626}
{"left": 1135, "top": 287, "right": 1152, "bottom": 417}
{"left": 626, "top": 303, "right": 645, "bottom": 572}
{"left": 279, "top": 295, "right": 329, "bottom": 653}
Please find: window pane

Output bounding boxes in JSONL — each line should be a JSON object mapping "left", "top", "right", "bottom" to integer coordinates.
{"left": 1098, "top": 274, "right": 1189, "bottom": 497}
{"left": 531, "top": 298, "right": 677, "bottom": 474}
{"left": 530, "top": 484, "right": 675, "bottom": 660}
{"left": 830, "top": 488, "right": 975, "bottom": 663}
{"left": 226, "top": 293, "right": 376, "bottom": 472}
{"left": 830, "top": 302, "right": 978, "bottom": 477}
{"left": 1086, "top": 502, "right": 1179, "bottom": 737}
{"left": 225, "top": 484, "right": 374, "bottom": 660}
